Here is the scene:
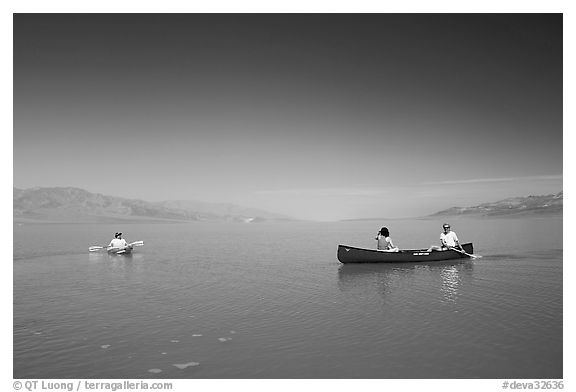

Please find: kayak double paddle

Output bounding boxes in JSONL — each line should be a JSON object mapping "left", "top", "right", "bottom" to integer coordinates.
{"left": 88, "top": 240, "right": 144, "bottom": 253}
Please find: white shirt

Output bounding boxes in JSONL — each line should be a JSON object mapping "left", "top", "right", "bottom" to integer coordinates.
{"left": 109, "top": 238, "right": 127, "bottom": 248}
{"left": 440, "top": 231, "right": 459, "bottom": 247}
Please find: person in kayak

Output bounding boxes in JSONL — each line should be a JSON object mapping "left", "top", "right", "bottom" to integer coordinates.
{"left": 375, "top": 227, "right": 399, "bottom": 252}
{"left": 427, "top": 224, "right": 463, "bottom": 251}
{"left": 108, "top": 232, "right": 128, "bottom": 250}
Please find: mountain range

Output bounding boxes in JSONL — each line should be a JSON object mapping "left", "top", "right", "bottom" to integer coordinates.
{"left": 13, "top": 187, "right": 563, "bottom": 223}
{"left": 13, "top": 187, "right": 293, "bottom": 223}
{"left": 430, "top": 191, "right": 563, "bottom": 217}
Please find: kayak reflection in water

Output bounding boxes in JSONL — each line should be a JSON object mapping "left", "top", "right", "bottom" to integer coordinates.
{"left": 375, "top": 227, "right": 399, "bottom": 252}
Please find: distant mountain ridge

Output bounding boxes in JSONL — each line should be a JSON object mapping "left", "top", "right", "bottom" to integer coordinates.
{"left": 431, "top": 191, "right": 563, "bottom": 217}
{"left": 13, "top": 187, "right": 292, "bottom": 223}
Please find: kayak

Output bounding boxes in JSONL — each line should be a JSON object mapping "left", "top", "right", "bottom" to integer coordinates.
{"left": 107, "top": 246, "right": 133, "bottom": 255}
{"left": 337, "top": 242, "right": 474, "bottom": 264}
{"left": 89, "top": 241, "right": 143, "bottom": 254}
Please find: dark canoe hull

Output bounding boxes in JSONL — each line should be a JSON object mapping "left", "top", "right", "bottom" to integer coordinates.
{"left": 337, "top": 243, "right": 474, "bottom": 264}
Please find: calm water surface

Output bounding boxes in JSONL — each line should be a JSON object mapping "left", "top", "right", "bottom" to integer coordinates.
{"left": 13, "top": 217, "right": 563, "bottom": 378}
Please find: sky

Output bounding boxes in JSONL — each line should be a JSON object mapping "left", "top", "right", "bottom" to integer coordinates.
{"left": 13, "top": 13, "right": 563, "bottom": 221}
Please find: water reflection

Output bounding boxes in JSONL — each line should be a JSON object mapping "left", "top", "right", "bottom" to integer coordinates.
{"left": 87, "top": 252, "right": 145, "bottom": 277}
{"left": 88, "top": 253, "right": 145, "bottom": 262}
{"left": 337, "top": 261, "right": 474, "bottom": 303}
{"left": 440, "top": 265, "right": 461, "bottom": 303}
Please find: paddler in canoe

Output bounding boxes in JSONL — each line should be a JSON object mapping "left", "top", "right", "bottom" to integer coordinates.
{"left": 427, "top": 223, "right": 464, "bottom": 252}
{"left": 374, "top": 227, "right": 399, "bottom": 252}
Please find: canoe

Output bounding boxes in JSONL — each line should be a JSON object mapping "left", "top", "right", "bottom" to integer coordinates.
{"left": 107, "top": 246, "right": 133, "bottom": 255}
{"left": 337, "top": 242, "right": 474, "bottom": 264}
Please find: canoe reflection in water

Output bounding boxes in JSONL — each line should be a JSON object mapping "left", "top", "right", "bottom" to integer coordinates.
{"left": 337, "top": 260, "right": 474, "bottom": 303}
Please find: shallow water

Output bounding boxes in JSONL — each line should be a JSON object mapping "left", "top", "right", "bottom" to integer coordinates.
{"left": 13, "top": 217, "right": 562, "bottom": 378}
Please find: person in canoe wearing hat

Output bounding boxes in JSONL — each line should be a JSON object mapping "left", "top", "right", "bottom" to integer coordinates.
{"left": 108, "top": 232, "right": 131, "bottom": 251}
{"left": 375, "top": 227, "right": 399, "bottom": 252}
{"left": 427, "top": 223, "right": 464, "bottom": 252}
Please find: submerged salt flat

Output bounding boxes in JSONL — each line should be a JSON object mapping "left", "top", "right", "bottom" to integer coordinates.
{"left": 13, "top": 218, "right": 563, "bottom": 378}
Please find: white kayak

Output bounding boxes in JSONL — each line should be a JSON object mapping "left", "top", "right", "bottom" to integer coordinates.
{"left": 89, "top": 240, "right": 144, "bottom": 254}
{"left": 107, "top": 245, "right": 133, "bottom": 255}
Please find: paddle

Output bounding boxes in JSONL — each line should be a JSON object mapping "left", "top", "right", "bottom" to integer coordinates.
{"left": 449, "top": 246, "right": 482, "bottom": 259}
{"left": 88, "top": 240, "right": 144, "bottom": 252}
{"left": 89, "top": 245, "right": 108, "bottom": 252}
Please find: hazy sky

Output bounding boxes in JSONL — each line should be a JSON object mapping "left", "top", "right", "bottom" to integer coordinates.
{"left": 13, "top": 14, "right": 563, "bottom": 220}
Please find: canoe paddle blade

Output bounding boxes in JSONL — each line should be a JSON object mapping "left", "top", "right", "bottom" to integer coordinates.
{"left": 450, "top": 247, "right": 482, "bottom": 259}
